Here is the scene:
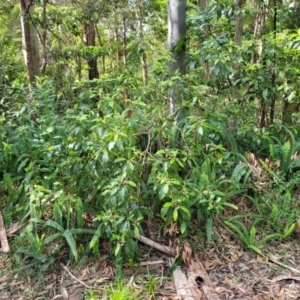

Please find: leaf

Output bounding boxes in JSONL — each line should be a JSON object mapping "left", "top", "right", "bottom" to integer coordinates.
{"left": 18, "top": 158, "right": 29, "bottom": 172}
{"left": 206, "top": 218, "right": 213, "bottom": 242}
{"left": 250, "top": 226, "right": 256, "bottom": 245}
{"left": 114, "top": 244, "right": 121, "bottom": 256}
{"left": 53, "top": 203, "right": 63, "bottom": 227}
{"left": 44, "top": 220, "right": 64, "bottom": 232}
{"left": 76, "top": 198, "right": 83, "bottom": 228}
{"left": 173, "top": 208, "right": 178, "bottom": 221}
{"left": 283, "top": 223, "right": 295, "bottom": 238}
{"left": 222, "top": 202, "right": 238, "bottom": 210}
{"left": 248, "top": 244, "right": 262, "bottom": 254}
{"left": 281, "top": 140, "right": 292, "bottom": 175}
{"left": 63, "top": 230, "right": 78, "bottom": 261}
{"left": 46, "top": 126, "right": 54, "bottom": 133}
{"left": 257, "top": 233, "right": 283, "bottom": 246}
{"left": 180, "top": 222, "right": 187, "bottom": 234}
{"left": 224, "top": 220, "right": 250, "bottom": 246}
{"left": 178, "top": 205, "right": 191, "bottom": 216}
{"left": 159, "top": 184, "right": 169, "bottom": 199}
{"left": 44, "top": 232, "right": 63, "bottom": 244}
{"left": 197, "top": 127, "right": 203, "bottom": 136}
{"left": 89, "top": 225, "right": 102, "bottom": 249}
{"left": 3, "top": 174, "right": 14, "bottom": 200}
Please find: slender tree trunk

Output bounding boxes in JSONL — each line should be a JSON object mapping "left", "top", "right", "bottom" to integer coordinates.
{"left": 252, "top": 2, "right": 269, "bottom": 64}
{"left": 114, "top": 19, "right": 121, "bottom": 72}
{"left": 270, "top": 0, "right": 277, "bottom": 124}
{"left": 198, "top": 0, "right": 208, "bottom": 10}
{"left": 168, "top": 0, "right": 187, "bottom": 116}
{"left": 122, "top": 16, "right": 127, "bottom": 69}
{"left": 198, "top": 0, "right": 210, "bottom": 80}
{"left": 19, "top": 0, "right": 40, "bottom": 83}
{"left": 40, "top": 0, "right": 48, "bottom": 74}
{"left": 252, "top": 2, "right": 269, "bottom": 127}
{"left": 95, "top": 25, "right": 105, "bottom": 74}
{"left": 234, "top": 0, "right": 245, "bottom": 46}
{"left": 84, "top": 22, "right": 99, "bottom": 80}
{"left": 136, "top": 6, "right": 148, "bottom": 85}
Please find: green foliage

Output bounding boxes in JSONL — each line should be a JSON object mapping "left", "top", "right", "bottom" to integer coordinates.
{"left": 2, "top": 0, "right": 300, "bottom": 271}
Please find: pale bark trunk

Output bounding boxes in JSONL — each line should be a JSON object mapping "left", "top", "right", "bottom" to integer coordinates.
{"left": 114, "top": 21, "right": 121, "bottom": 72}
{"left": 40, "top": 0, "right": 48, "bottom": 75}
{"left": 234, "top": 0, "right": 244, "bottom": 46}
{"left": 95, "top": 25, "right": 106, "bottom": 74}
{"left": 122, "top": 17, "right": 127, "bottom": 69}
{"left": 136, "top": 6, "right": 148, "bottom": 85}
{"left": 252, "top": 2, "right": 269, "bottom": 127}
{"left": 168, "top": 0, "right": 187, "bottom": 115}
{"left": 252, "top": 2, "right": 269, "bottom": 64}
{"left": 198, "top": 0, "right": 208, "bottom": 10}
{"left": 198, "top": 0, "right": 210, "bottom": 80}
{"left": 19, "top": 0, "right": 40, "bottom": 83}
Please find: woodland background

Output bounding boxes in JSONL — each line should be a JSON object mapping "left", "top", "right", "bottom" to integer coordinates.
{"left": 1, "top": 0, "right": 300, "bottom": 285}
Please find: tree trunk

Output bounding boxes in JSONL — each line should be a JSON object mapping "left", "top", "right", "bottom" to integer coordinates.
{"left": 19, "top": 0, "right": 40, "bottom": 84}
{"left": 84, "top": 22, "right": 99, "bottom": 80}
{"left": 95, "top": 25, "right": 106, "bottom": 74}
{"left": 252, "top": 2, "right": 269, "bottom": 127}
{"left": 114, "top": 21, "right": 121, "bottom": 72}
{"left": 269, "top": 0, "right": 277, "bottom": 124}
{"left": 122, "top": 16, "right": 127, "bottom": 69}
{"left": 198, "top": 0, "right": 208, "bottom": 10}
{"left": 136, "top": 5, "right": 148, "bottom": 85}
{"left": 168, "top": 0, "right": 187, "bottom": 116}
{"left": 252, "top": 3, "right": 269, "bottom": 64}
{"left": 198, "top": 0, "right": 210, "bottom": 80}
{"left": 234, "top": 0, "right": 245, "bottom": 46}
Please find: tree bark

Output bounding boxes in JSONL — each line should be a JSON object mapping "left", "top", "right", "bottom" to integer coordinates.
{"left": 168, "top": 0, "right": 187, "bottom": 116}
{"left": 234, "top": 0, "right": 245, "bottom": 46}
{"left": 19, "top": 0, "right": 40, "bottom": 84}
{"left": 84, "top": 22, "right": 99, "bottom": 80}
{"left": 136, "top": 5, "right": 148, "bottom": 85}
{"left": 198, "top": 0, "right": 208, "bottom": 10}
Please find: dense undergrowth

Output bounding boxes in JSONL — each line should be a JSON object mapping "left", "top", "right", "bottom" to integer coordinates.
{"left": 1, "top": 1, "right": 300, "bottom": 276}
{"left": 1, "top": 73, "right": 300, "bottom": 274}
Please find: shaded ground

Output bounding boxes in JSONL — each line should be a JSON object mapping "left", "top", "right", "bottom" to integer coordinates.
{"left": 1, "top": 228, "right": 300, "bottom": 300}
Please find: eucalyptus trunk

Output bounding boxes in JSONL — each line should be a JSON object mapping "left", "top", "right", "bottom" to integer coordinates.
{"left": 136, "top": 5, "right": 148, "bottom": 85}
{"left": 234, "top": 0, "right": 245, "bottom": 46}
{"left": 19, "top": 0, "right": 40, "bottom": 83}
{"left": 168, "top": 0, "right": 186, "bottom": 116}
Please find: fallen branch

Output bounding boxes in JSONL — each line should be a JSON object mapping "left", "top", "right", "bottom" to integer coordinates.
{"left": 0, "top": 214, "right": 10, "bottom": 253}
{"left": 188, "top": 259, "right": 221, "bottom": 300}
{"left": 267, "top": 255, "right": 300, "bottom": 275}
{"left": 6, "top": 222, "right": 24, "bottom": 237}
{"left": 134, "top": 235, "right": 176, "bottom": 257}
{"left": 170, "top": 258, "right": 202, "bottom": 300}
{"left": 61, "top": 264, "right": 91, "bottom": 289}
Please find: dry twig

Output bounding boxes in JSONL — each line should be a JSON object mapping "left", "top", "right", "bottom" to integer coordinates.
{"left": 60, "top": 263, "right": 91, "bottom": 289}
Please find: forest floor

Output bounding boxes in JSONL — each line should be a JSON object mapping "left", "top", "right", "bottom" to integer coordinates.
{"left": 1, "top": 219, "right": 300, "bottom": 300}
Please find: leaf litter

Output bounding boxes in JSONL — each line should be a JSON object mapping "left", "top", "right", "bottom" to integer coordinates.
{"left": 1, "top": 225, "right": 300, "bottom": 300}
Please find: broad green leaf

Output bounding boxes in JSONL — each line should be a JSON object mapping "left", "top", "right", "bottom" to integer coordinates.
{"left": 53, "top": 203, "right": 63, "bottom": 227}
{"left": 44, "top": 232, "right": 63, "bottom": 244}
{"left": 180, "top": 222, "right": 187, "bottom": 234}
{"left": 63, "top": 230, "right": 78, "bottom": 261}
{"left": 173, "top": 208, "right": 178, "bottom": 221}
{"left": 76, "top": 198, "right": 83, "bottom": 228}
{"left": 159, "top": 184, "right": 169, "bottom": 199}
{"left": 250, "top": 226, "right": 256, "bottom": 245}
{"left": 283, "top": 223, "right": 295, "bottom": 238}
{"left": 248, "top": 245, "right": 262, "bottom": 254}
